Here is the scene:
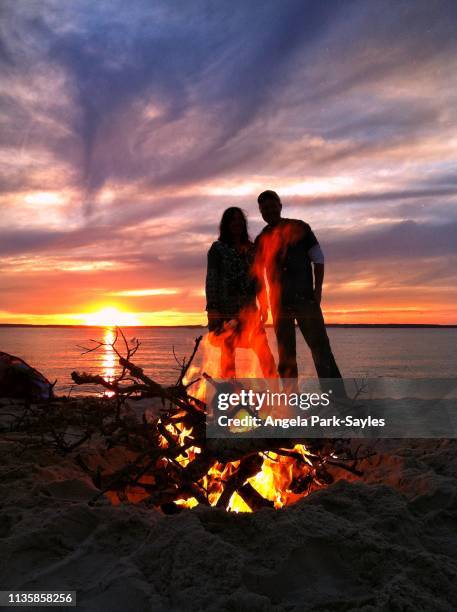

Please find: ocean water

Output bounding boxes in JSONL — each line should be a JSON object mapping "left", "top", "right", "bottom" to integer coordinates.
{"left": 0, "top": 326, "right": 456, "bottom": 396}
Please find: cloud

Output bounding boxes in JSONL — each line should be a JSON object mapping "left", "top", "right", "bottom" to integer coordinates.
{"left": 323, "top": 220, "right": 457, "bottom": 261}
{"left": 109, "top": 288, "right": 179, "bottom": 297}
{"left": 2, "top": 0, "right": 457, "bottom": 200}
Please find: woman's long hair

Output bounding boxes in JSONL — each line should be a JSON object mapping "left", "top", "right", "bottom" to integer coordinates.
{"left": 218, "top": 207, "right": 250, "bottom": 246}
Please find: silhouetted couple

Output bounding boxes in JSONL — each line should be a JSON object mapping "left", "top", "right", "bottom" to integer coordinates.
{"left": 205, "top": 190, "right": 342, "bottom": 384}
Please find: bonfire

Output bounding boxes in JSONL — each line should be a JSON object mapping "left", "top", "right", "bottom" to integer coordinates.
{"left": 81, "top": 328, "right": 373, "bottom": 511}
{"left": 5, "top": 329, "right": 368, "bottom": 513}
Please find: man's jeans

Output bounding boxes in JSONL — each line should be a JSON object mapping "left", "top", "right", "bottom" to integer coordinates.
{"left": 273, "top": 299, "right": 342, "bottom": 379}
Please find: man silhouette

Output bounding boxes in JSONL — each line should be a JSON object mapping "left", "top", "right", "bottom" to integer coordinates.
{"left": 255, "top": 190, "right": 342, "bottom": 383}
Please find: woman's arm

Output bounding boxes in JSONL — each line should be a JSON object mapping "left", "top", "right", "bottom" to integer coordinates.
{"left": 205, "top": 244, "right": 222, "bottom": 327}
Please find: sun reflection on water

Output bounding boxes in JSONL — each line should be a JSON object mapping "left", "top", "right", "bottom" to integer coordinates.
{"left": 102, "top": 328, "right": 116, "bottom": 396}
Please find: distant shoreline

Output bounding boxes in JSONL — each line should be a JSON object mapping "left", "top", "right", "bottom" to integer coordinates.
{"left": 0, "top": 323, "right": 456, "bottom": 329}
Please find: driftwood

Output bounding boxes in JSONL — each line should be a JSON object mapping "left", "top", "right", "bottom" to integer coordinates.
{"left": 2, "top": 329, "right": 374, "bottom": 513}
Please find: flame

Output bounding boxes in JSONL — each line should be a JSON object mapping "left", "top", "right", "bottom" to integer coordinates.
{"left": 228, "top": 493, "right": 252, "bottom": 513}
{"left": 175, "top": 497, "right": 199, "bottom": 509}
{"left": 247, "top": 444, "right": 315, "bottom": 509}
{"left": 252, "top": 220, "right": 308, "bottom": 320}
{"left": 169, "top": 244, "right": 322, "bottom": 512}
{"left": 111, "top": 406, "right": 323, "bottom": 512}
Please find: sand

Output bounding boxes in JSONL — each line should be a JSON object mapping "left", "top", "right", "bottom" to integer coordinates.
{"left": 1, "top": 398, "right": 456, "bottom": 611}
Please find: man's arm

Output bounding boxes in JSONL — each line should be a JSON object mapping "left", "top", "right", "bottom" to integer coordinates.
{"left": 257, "top": 274, "right": 269, "bottom": 323}
{"left": 253, "top": 234, "right": 269, "bottom": 322}
{"left": 308, "top": 243, "right": 325, "bottom": 304}
{"left": 313, "top": 262, "right": 324, "bottom": 304}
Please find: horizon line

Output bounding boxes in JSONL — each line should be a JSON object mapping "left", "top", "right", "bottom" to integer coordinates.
{"left": 0, "top": 323, "right": 456, "bottom": 329}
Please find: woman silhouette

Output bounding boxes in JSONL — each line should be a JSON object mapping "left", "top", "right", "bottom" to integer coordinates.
{"left": 205, "top": 207, "right": 277, "bottom": 378}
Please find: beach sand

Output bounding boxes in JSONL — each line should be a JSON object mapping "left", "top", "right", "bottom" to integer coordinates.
{"left": 1, "top": 398, "right": 456, "bottom": 611}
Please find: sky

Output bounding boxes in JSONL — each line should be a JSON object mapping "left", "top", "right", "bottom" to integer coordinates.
{"left": 1, "top": 0, "right": 456, "bottom": 325}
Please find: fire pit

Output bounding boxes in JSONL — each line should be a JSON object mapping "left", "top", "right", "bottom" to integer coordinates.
{"left": 66, "top": 330, "right": 368, "bottom": 513}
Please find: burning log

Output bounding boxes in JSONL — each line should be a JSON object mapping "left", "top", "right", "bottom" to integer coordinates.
{"left": 5, "top": 328, "right": 373, "bottom": 513}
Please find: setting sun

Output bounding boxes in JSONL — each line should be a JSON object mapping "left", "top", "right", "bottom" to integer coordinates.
{"left": 81, "top": 307, "right": 140, "bottom": 327}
